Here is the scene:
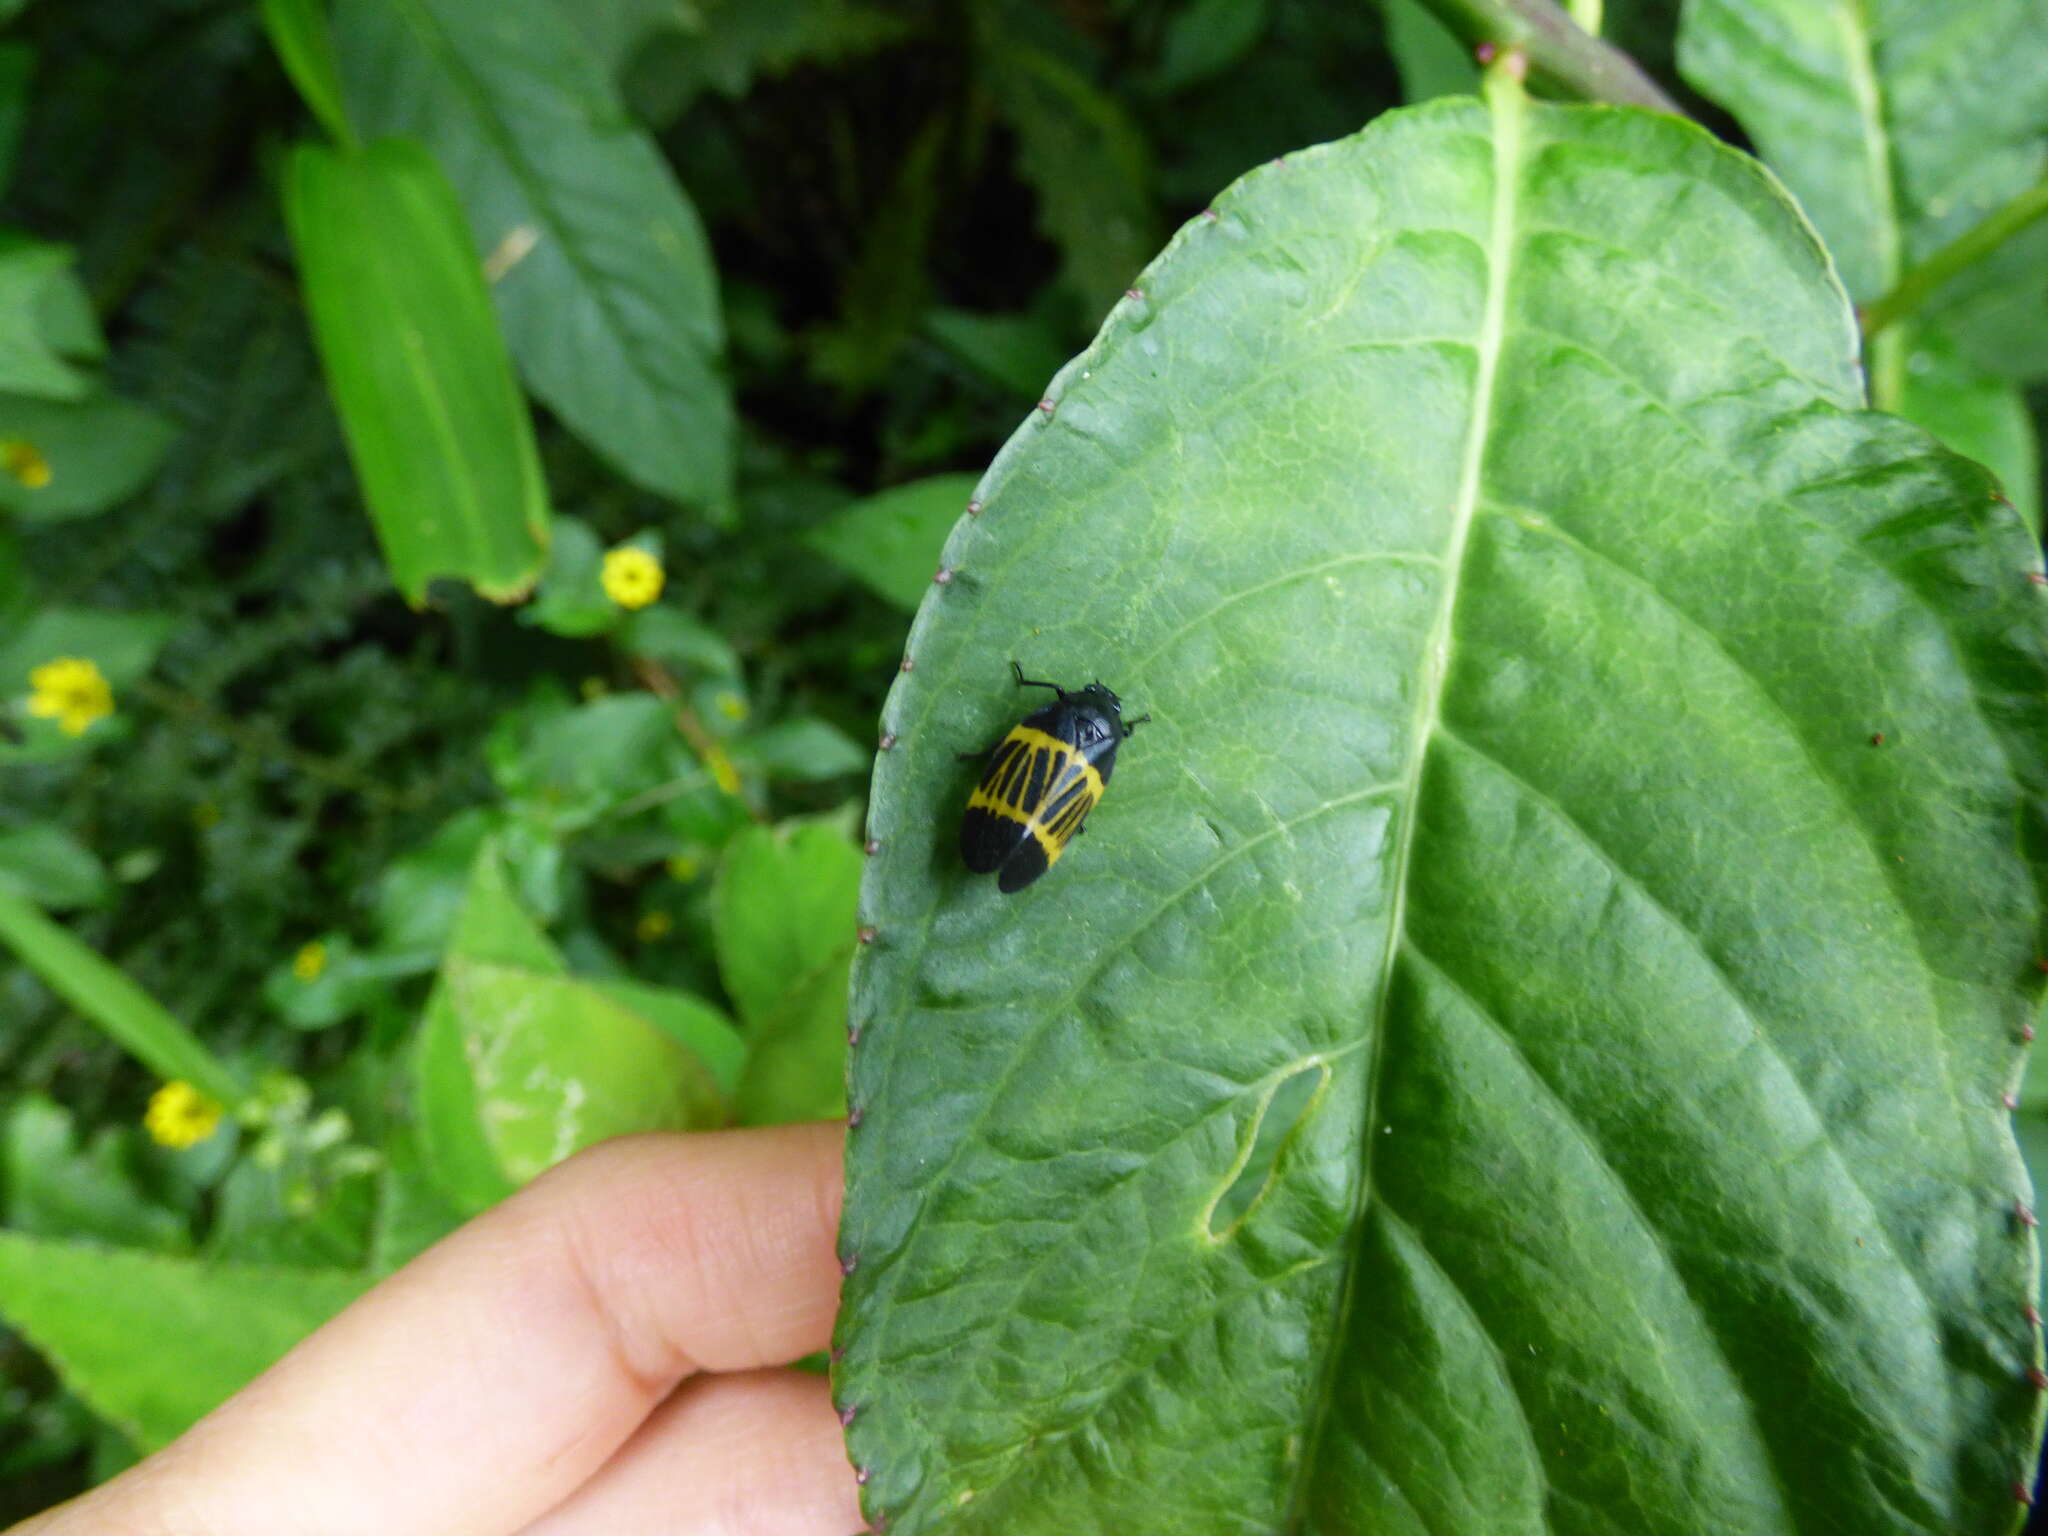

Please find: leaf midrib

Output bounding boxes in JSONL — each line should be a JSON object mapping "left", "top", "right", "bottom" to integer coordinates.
{"left": 1834, "top": 0, "right": 1904, "bottom": 288}
{"left": 1286, "top": 73, "right": 1526, "bottom": 1531}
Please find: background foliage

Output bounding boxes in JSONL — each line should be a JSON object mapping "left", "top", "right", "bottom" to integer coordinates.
{"left": 0, "top": 0, "right": 2043, "bottom": 1525}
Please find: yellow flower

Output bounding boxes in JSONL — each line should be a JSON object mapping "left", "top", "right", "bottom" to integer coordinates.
{"left": 706, "top": 743, "right": 742, "bottom": 797}
{"left": 292, "top": 941, "right": 327, "bottom": 982}
{"left": 713, "top": 690, "right": 748, "bottom": 722}
{"left": 0, "top": 439, "right": 51, "bottom": 488}
{"left": 25, "top": 656, "right": 113, "bottom": 736}
{"left": 145, "top": 1081, "right": 223, "bottom": 1149}
{"left": 635, "top": 909, "right": 673, "bottom": 942}
{"left": 601, "top": 547, "right": 664, "bottom": 609}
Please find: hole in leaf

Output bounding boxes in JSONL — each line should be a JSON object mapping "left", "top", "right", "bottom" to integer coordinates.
{"left": 1204, "top": 1059, "right": 1328, "bottom": 1241}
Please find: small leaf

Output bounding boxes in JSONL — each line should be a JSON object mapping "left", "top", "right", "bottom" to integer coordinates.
{"left": 337, "top": 0, "right": 732, "bottom": 510}
{"left": 838, "top": 89, "right": 2048, "bottom": 1534}
{"left": 0, "top": 237, "right": 99, "bottom": 401}
{"left": 413, "top": 844, "right": 730, "bottom": 1213}
{"left": 0, "top": 389, "right": 176, "bottom": 521}
{"left": 0, "top": 823, "right": 109, "bottom": 910}
{"left": 736, "top": 717, "right": 871, "bottom": 782}
{"left": 1151, "top": 0, "right": 1269, "bottom": 94}
{"left": 1381, "top": 0, "right": 1478, "bottom": 103}
{"left": 260, "top": 0, "right": 358, "bottom": 146}
{"left": 806, "top": 472, "right": 981, "bottom": 611}
{"left": 0, "top": 1233, "right": 366, "bottom": 1452}
{"left": 3, "top": 1098, "right": 187, "bottom": 1251}
{"left": 1898, "top": 326, "right": 2041, "bottom": 535}
{"left": 282, "top": 137, "right": 551, "bottom": 605}
{"left": 521, "top": 514, "right": 619, "bottom": 639}
{"left": 714, "top": 820, "right": 861, "bottom": 1125}
{"left": 923, "top": 305, "right": 1072, "bottom": 400}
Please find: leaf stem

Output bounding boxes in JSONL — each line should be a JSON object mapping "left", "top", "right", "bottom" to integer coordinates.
{"left": 1405, "top": 0, "right": 1683, "bottom": 114}
{"left": 1860, "top": 175, "right": 2048, "bottom": 341}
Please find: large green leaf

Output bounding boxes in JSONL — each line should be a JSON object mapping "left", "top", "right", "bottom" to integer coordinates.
{"left": 836, "top": 83, "right": 2048, "bottom": 1536}
{"left": 336, "top": 0, "right": 732, "bottom": 511}
{"left": 0, "top": 1233, "right": 367, "bottom": 1452}
{"left": 282, "top": 138, "right": 551, "bottom": 604}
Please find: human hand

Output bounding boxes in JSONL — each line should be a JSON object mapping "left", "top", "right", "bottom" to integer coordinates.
{"left": 12, "top": 1122, "right": 859, "bottom": 1536}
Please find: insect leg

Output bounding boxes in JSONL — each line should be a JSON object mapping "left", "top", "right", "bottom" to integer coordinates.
{"left": 1010, "top": 660, "right": 1064, "bottom": 695}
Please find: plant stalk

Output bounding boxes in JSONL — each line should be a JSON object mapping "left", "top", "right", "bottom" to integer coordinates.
{"left": 0, "top": 890, "right": 247, "bottom": 1108}
{"left": 1861, "top": 175, "right": 2048, "bottom": 341}
{"left": 1409, "top": 0, "right": 1683, "bottom": 115}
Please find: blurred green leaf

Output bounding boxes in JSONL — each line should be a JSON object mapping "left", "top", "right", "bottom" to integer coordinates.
{"left": 338, "top": 0, "right": 732, "bottom": 511}
{"left": 737, "top": 717, "right": 870, "bottom": 782}
{"left": 0, "top": 1233, "right": 365, "bottom": 1453}
{"left": 1920, "top": 218, "right": 2048, "bottom": 384}
{"left": 0, "top": 388, "right": 176, "bottom": 522}
{"left": 619, "top": 606, "right": 741, "bottom": 678}
{"left": 490, "top": 693, "right": 681, "bottom": 834}
{"left": 1152, "top": 0, "right": 1269, "bottom": 94}
{"left": 414, "top": 844, "right": 730, "bottom": 1213}
{"left": 1897, "top": 326, "right": 2041, "bottom": 535}
{"left": 283, "top": 137, "right": 551, "bottom": 605}
{"left": 204, "top": 1152, "right": 377, "bottom": 1269}
{"left": 0, "top": 823, "right": 108, "bottom": 910}
{"left": 806, "top": 472, "right": 979, "bottom": 612}
{"left": 1382, "top": 0, "right": 1478, "bottom": 102}
{"left": 714, "top": 820, "right": 860, "bottom": 1125}
{"left": 3, "top": 1098, "right": 187, "bottom": 1251}
{"left": 261, "top": 932, "right": 407, "bottom": 1030}
{"left": 367, "top": 1126, "right": 467, "bottom": 1272}
{"left": 923, "top": 306, "right": 1072, "bottom": 401}
{"left": 983, "top": 36, "right": 1159, "bottom": 317}
{"left": 372, "top": 806, "right": 498, "bottom": 957}
{"left": 260, "top": 0, "right": 357, "bottom": 146}
{"left": 838, "top": 90, "right": 2048, "bottom": 1533}
{"left": 1678, "top": 0, "right": 2048, "bottom": 302}
{"left": 0, "top": 238, "right": 98, "bottom": 401}
{"left": 521, "top": 514, "right": 619, "bottom": 639}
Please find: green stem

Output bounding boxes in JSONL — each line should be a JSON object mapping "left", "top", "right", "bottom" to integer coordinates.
{"left": 1408, "top": 0, "right": 1682, "bottom": 114}
{"left": 0, "top": 891, "right": 247, "bottom": 1108}
{"left": 1861, "top": 176, "right": 2048, "bottom": 341}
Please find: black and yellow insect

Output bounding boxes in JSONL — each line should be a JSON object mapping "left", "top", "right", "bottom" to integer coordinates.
{"left": 960, "top": 663, "right": 1148, "bottom": 893}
